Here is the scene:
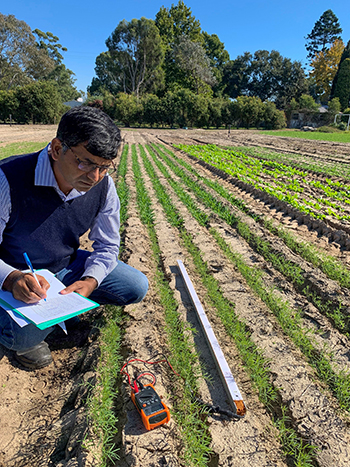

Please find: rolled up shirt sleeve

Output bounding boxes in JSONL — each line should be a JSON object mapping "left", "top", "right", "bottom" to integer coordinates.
{"left": 82, "top": 175, "right": 121, "bottom": 285}
{"left": 0, "top": 168, "right": 16, "bottom": 289}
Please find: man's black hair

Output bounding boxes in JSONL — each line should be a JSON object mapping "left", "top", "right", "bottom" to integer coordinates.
{"left": 56, "top": 106, "right": 121, "bottom": 160}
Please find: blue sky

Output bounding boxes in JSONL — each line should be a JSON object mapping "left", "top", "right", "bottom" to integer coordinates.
{"left": 2, "top": 1, "right": 349, "bottom": 94}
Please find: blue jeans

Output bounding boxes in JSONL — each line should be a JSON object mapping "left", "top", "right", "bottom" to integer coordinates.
{"left": 0, "top": 250, "right": 148, "bottom": 352}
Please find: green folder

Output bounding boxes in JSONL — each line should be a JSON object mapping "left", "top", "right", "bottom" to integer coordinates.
{"left": 0, "top": 269, "right": 99, "bottom": 330}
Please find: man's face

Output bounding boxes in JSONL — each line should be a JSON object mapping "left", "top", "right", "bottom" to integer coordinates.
{"left": 51, "top": 138, "right": 113, "bottom": 193}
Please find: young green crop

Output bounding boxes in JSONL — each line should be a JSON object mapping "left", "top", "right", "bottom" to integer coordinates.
{"left": 84, "top": 305, "right": 125, "bottom": 466}
{"left": 131, "top": 144, "right": 212, "bottom": 467}
{"left": 84, "top": 145, "right": 130, "bottom": 466}
{"left": 176, "top": 144, "right": 350, "bottom": 222}
{"left": 147, "top": 143, "right": 350, "bottom": 414}
{"left": 161, "top": 143, "right": 350, "bottom": 290}
{"left": 225, "top": 144, "right": 350, "bottom": 180}
{"left": 151, "top": 144, "right": 350, "bottom": 334}
{"left": 141, "top": 144, "right": 317, "bottom": 466}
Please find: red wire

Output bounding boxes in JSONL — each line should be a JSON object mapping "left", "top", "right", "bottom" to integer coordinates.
{"left": 121, "top": 356, "right": 181, "bottom": 390}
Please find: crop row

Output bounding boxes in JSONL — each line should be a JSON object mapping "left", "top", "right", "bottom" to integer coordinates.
{"left": 156, "top": 143, "right": 350, "bottom": 290}
{"left": 152, "top": 143, "right": 350, "bottom": 337}
{"left": 232, "top": 145, "right": 350, "bottom": 180}
{"left": 146, "top": 142, "right": 350, "bottom": 409}
{"left": 85, "top": 144, "right": 130, "bottom": 466}
{"left": 136, "top": 143, "right": 319, "bottom": 466}
{"left": 144, "top": 140, "right": 350, "bottom": 463}
{"left": 92, "top": 141, "right": 350, "bottom": 466}
{"left": 175, "top": 144, "right": 350, "bottom": 222}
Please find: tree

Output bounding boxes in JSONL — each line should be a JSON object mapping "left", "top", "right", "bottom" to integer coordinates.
{"left": 32, "top": 29, "right": 80, "bottom": 101}
{"left": 172, "top": 36, "right": 216, "bottom": 94}
{"left": 141, "top": 94, "right": 162, "bottom": 127}
{"left": 0, "top": 13, "right": 54, "bottom": 89}
{"left": 160, "top": 91, "right": 181, "bottom": 127}
{"left": 0, "top": 14, "right": 79, "bottom": 102}
{"left": 33, "top": 29, "right": 67, "bottom": 65}
{"left": 202, "top": 32, "right": 230, "bottom": 95}
{"left": 0, "top": 89, "right": 18, "bottom": 121}
{"left": 284, "top": 98, "right": 300, "bottom": 127}
{"left": 328, "top": 97, "right": 341, "bottom": 114}
{"left": 262, "top": 101, "right": 286, "bottom": 129}
{"left": 45, "top": 64, "right": 80, "bottom": 102}
{"left": 88, "top": 52, "right": 123, "bottom": 95}
{"left": 155, "top": 1, "right": 203, "bottom": 90}
{"left": 206, "top": 97, "right": 232, "bottom": 128}
{"left": 114, "top": 92, "right": 142, "bottom": 126}
{"left": 167, "top": 88, "right": 208, "bottom": 127}
{"left": 330, "top": 40, "right": 350, "bottom": 99}
{"left": 332, "top": 58, "right": 350, "bottom": 109}
{"left": 298, "top": 94, "right": 319, "bottom": 111}
{"left": 104, "top": 18, "right": 164, "bottom": 97}
{"left": 222, "top": 50, "right": 307, "bottom": 107}
{"left": 305, "top": 10, "right": 342, "bottom": 62}
{"left": 222, "top": 53, "right": 251, "bottom": 98}
{"left": 310, "top": 39, "right": 344, "bottom": 102}
{"left": 14, "top": 81, "right": 66, "bottom": 123}
{"left": 155, "top": 1, "right": 202, "bottom": 48}
{"left": 231, "top": 96, "right": 264, "bottom": 128}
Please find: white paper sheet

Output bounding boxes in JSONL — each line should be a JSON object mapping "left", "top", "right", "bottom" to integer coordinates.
{"left": 0, "top": 269, "right": 97, "bottom": 327}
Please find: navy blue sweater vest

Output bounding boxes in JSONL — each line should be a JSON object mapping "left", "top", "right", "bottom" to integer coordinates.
{"left": 0, "top": 151, "right": 108, "bottom": 273}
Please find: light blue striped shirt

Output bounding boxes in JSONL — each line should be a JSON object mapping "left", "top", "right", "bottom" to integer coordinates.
{"left": 0, "top": 145, "right": 120, "bottom": 288}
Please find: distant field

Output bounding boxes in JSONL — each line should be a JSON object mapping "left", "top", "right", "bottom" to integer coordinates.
{"left": 262, "top": 130, "right": 350, "bottom": 143}
{"left": 0, "top": 142, "right": 48, "bottom": 160}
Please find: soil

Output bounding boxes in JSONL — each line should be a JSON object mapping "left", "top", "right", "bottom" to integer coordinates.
{"left": 0, "top": 125, "right": 350, "bottom": 467}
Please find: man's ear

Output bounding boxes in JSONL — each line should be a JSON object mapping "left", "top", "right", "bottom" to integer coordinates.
{"left": 51, "top": 138, "right": 62, "bottom": 161}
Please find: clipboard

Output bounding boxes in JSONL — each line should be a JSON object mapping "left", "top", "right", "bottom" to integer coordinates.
{"left": 0, "top": 269, "right": 99, "bottom": 329}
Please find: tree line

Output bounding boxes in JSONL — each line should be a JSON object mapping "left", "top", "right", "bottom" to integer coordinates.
{"left": 0, "top": 4, "right": 349, "bottom": 127}
{"left": 87, "top": 3, "right": 350, "bottom": 129}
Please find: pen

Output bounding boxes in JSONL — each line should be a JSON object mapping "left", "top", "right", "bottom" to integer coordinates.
{"left": 23, "top": 252, "right": 46, "bottom": 301}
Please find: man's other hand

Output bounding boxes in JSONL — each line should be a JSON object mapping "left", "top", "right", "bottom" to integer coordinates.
{"left": 60, "top": 277, "right": 98, "bottom": 298}
{"left": 3, "top": 271, "right": 50, "bottom": 303}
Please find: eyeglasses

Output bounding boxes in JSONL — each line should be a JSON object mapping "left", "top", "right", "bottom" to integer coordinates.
{"left": 62, "top": 142, "right": 116, "bottom": 176}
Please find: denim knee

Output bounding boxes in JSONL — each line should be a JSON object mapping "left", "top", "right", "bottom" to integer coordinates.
{"left": 131, "top": 271, "right": 149, "bottom": 304}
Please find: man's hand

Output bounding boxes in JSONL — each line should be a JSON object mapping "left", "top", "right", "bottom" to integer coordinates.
{"left": 60, "top": 277, "right": 98, "bottom": 298}
{"left": 3, "top": 270, "right": 50, "bottom": 303}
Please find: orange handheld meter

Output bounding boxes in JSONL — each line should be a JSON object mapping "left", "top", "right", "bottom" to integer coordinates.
{"left": 131, "top": 384, "right": 170, "bottom": 431}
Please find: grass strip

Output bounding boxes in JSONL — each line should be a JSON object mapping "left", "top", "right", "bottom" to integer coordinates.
{"left": 152, "top": 144, "right": 350, "bottom": 335}
{"left": 155, "top": 143, "right": 350, "bottom": 290}
{"left": 261, "top": 130, "right": 350, "bottom": 143}
{"left": 139, "top": 144, "right": 317, "bottom": 466}
{"left": 0, "top": 141, "right": 49, "bottom": 159}
{"left": 144, "top": 144, "right": 350, "bottom": 415}
{"left": 131, "top": 144, "right": 211, "bottom": 467}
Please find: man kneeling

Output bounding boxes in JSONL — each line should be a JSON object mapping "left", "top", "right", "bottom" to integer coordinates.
{"left": 0, "top": 106, "right": 148, "bottom": 369}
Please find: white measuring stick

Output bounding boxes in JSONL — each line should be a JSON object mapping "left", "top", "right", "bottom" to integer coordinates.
{"left": 177, "top": 260, "right": 246, "bottom": 417}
